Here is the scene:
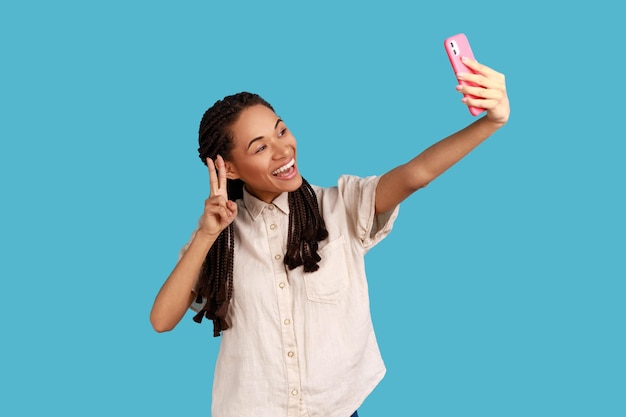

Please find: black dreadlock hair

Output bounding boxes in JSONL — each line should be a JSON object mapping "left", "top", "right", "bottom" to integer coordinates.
{"left": 193, "top": 92, "right": 328, "bottom": 337}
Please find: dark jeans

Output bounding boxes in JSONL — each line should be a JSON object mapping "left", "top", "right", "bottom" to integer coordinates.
{"left": 350, "top": 412, "right": 359, "bottom": 417}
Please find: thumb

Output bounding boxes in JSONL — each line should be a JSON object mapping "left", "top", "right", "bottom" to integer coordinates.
{"left": 227, "top": 200, "right": 238, "bottom": 218}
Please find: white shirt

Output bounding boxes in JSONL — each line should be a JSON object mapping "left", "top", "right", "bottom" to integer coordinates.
{"left": 184, "top": 175, "right": 399, "bottom": 417}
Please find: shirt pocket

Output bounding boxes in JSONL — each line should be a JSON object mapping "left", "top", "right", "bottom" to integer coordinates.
{"left": 303, "top": 235, "right": 350, "bottom": 304}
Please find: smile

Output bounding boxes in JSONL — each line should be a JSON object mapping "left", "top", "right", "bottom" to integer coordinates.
{"left": 272, "top": 158, "right": 295, "bottom": 176}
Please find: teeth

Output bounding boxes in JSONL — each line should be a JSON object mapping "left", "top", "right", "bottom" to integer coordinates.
{"left": 272, "top": 159, "right": 295, "bottom": 175}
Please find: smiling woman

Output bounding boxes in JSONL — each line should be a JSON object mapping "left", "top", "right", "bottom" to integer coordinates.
{"left": 224, "top": 105, "right": 303, "bottom": 203}
{"left": 150, "top": 62, "right": 510, "bottom": 417}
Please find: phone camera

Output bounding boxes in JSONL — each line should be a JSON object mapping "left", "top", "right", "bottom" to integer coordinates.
{"left": 449, "top": 40, "right": 459, "bottom": 56}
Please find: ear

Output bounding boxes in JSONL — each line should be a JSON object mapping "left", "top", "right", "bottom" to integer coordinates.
{"left": 223, "top": 160, "right": 240, "bottom": 180}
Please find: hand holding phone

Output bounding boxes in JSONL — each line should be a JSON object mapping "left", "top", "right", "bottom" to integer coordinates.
{"left": 444, "top": 33, "right": 484, "bottom": 116}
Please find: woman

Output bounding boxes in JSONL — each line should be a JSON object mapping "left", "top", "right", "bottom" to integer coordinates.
{"left": 150, "top": 57, "right": 510, "bottom": 417}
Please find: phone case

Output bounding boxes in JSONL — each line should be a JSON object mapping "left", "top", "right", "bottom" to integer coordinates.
{"left": 444, "top": 33, "right": 484, "bottom": 116}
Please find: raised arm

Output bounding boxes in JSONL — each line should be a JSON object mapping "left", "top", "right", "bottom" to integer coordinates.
{"left": 150, "top": 156, "right": 238, "bottom": 332}
{"left": 375, "top": 58, "right": 510, "bottom": 214}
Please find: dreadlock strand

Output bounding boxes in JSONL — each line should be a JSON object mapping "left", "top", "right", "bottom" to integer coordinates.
{"left": 226, "top": 223, "right": 235, "bottom": 302}
{"left": 284, "top": 178, "right": 328, "bottom": 272}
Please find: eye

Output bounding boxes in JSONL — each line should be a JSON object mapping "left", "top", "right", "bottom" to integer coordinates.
{"left": 278, "top": 128, "right": 287, "bottom": 138}
{"left": 254, "top": 144, "right": 267, "bottom": 154}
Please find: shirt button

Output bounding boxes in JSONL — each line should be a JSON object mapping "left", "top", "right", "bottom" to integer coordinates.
{"left": 270, "top": 224, "right": 277, "bottom": 230}
{"left": 288, "top": 351, "right": 295, "bottom": 358}
{"left": 291, "top": 389, "right": 298, "bottom": 396}
{"left": 268, "top": 204, "right": 275, "bottom": 210}
{"left": 279, "top": 282, "right": 286, "bottom": 289}
{"left": 274, "top": 254, "right": 281, "bottom": 260}
{"left": 284, "top": 319, "right": 291, "bottom": 325}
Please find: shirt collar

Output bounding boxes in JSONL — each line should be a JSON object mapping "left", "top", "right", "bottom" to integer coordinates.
{"left": 242, "top": 186, "right": 290, "bottom": 220}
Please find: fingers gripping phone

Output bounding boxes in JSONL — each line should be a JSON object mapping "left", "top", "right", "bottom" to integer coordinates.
{"left": 444, "top": 33, "right": 484, "bottom": 116}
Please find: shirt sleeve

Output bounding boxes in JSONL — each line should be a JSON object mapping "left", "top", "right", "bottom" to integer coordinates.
{"left": 337, "top": 174, "right": 400, "bottom": 251}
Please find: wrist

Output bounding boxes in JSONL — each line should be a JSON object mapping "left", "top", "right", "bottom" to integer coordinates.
{"left": 191, "top": 229, "right": 220, "bottom": 249}
{"left": 481, "top": 115, "right": 507, "bottom": 131}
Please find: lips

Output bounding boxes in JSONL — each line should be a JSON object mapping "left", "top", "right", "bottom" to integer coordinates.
{"left": 272, "top": 158, "right": 295, "bottom": 176}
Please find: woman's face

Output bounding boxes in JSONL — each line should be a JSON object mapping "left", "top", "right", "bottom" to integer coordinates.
{"left": 225, "top": 104, "right": 302, "bottom": 203}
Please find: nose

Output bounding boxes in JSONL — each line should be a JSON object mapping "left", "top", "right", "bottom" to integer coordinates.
{"left": 272, "top": 139, "right": 291, "bottom": 159}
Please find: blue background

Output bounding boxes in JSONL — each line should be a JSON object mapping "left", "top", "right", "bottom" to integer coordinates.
{"left": 1, "top": 1, "right": 624, "bottom": 416}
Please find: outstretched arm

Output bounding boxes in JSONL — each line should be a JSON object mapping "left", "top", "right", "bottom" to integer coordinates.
{"left": 375, "top": 58, "right": 510, "bottom": 214}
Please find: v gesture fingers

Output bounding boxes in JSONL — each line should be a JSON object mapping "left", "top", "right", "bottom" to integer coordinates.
{"left": 201, "top": 155, "right": 238, "bottom": 239}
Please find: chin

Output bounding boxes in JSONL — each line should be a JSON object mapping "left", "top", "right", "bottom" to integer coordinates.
{"left": 287, "top": 174, "right": 303, "bottom": 191}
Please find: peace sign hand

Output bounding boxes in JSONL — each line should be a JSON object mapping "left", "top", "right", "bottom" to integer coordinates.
{"left": 199, "top": 155, "right": 238, "bottom": 240}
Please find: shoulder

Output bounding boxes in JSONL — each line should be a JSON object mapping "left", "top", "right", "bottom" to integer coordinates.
{"left": 311, "top": 175, "right": 380, "bottom": 196}
{"left": 311, "top": 175, "right": 382, "bottom": 215}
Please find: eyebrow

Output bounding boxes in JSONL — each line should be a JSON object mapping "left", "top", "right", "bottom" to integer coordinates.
{"left": 247, "top": 118, "right": 283, "bottom": 150}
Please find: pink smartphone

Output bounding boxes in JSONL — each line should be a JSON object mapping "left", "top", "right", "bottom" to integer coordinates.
{"left": 444, "top": 33, "right": 484, "bottom": 116}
